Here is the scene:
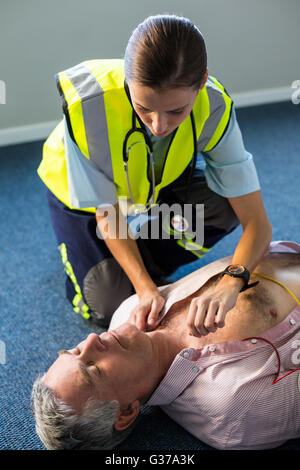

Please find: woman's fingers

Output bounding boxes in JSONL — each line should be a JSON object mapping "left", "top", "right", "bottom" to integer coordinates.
{"left": 128, "top": 305, "right": 146, "bottom": 331}
{"left": 137, "top": 306, "right": 149, "bottom": 331}
{"left": 128, "top": 294, "right": 165, "bottom": 331}
{"left": 215, "top": 303, "right": 227, "bottom": 328}
{"left": 186, "top": 298, "right": 197, "bottom": 335}
{"left": 187, "top": 297, "right": 225, "bottom": 337}
{"left": 132, "top": 291, "right": 231, "bottom": 335}
{"left": 147, "top": 300, "right": 159, "bottom": 326}
{"left": 203, "top": 300, "right": 220, "bottom": 332}
{"left": 194, "top": 301, "right": 211, "bottom": 336}
{"left": 147, "top": 296, "right": 165, "bottom": 327}
{"left": 187, "top": 298, "right": 209, "bottom": 337}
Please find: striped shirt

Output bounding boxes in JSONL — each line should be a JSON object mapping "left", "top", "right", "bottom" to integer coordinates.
{"left": 109, "top": 241, "right": 300, "bottom": 450}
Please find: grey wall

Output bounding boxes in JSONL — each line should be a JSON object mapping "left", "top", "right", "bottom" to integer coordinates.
{"left": 0, "top": 0, "right": 299, "bottom": 130}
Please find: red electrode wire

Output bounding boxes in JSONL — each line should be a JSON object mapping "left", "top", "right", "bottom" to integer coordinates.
{"left": 242, "top": 336, "right": 300, "bottom": 384}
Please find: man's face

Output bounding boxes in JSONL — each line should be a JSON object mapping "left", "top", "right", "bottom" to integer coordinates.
{"left": 43, "top": 323, "right": 155, "bottom": 413}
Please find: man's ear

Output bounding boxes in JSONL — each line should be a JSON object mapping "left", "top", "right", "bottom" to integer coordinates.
{"left": 113, "top": 400, "right": 140, "bottom": 432}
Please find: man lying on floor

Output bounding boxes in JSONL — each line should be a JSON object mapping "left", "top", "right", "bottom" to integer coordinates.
{"left": 31, "top": 241, "right": 300, "bottom": 450}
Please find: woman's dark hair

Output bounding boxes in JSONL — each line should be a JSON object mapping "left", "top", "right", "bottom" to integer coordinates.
{"left": 124, "top": 14, "right": 207, "bottom": 90}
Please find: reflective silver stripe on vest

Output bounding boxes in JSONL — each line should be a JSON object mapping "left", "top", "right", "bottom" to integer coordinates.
{"left": 197, "top": 80, "right": 227, "bottom": 152}
{"left": 65, "top": 63, "right": 114, "bottom": 180}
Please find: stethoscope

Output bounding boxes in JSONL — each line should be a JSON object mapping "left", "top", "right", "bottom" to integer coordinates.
{"left": 123, "top": 82, "right": 198, "bottom": 227}
{"left": 122, "top": 106, "right": 156, "bottom": 212}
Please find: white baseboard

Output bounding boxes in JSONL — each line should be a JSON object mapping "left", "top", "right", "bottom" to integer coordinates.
{"left": 0, "top": 120, "right": 59, "bottom": 148}
{"left": 0, "top": 86, "right": 293, "bottom": 148}
{"left": 231, "top": 85, "right": 292, "bottom": 108}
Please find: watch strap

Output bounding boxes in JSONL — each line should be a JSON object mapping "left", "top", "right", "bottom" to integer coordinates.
{"left": 222, "top": 265, "right": 260, "bottom": 293}
{"left": 239, "top": 280, "right": 260, "bottom": 292}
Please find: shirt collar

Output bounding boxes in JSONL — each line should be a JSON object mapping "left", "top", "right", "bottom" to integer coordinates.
{"left": 146, "top": 348, "right": 201, "bottom": 406}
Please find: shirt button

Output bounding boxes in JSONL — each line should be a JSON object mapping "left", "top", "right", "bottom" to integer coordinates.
{"left": 209, "top": 345, "right": 216, "bottom": 352}
{"left": 183, "top": 351, "right": 190, "bottom": 358}
{"left": 251, "top": 339, "right": 258, "bottom": 344}
{"left": 290, "top": 319, "right": 296, "bottom": 325}
{"left": 192, "top": 366, "right": 199, "bottom": 373}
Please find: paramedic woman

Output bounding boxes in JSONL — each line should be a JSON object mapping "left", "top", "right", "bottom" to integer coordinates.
{"left": 37, "top": 14, "right": 272, "bottom": 337}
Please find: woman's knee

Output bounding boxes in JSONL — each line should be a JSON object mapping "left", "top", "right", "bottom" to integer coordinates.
{"left": 83, "top": 257, "right": 133, "bottom": 326}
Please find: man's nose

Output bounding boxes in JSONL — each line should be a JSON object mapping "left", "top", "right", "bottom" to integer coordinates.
{"left": 80, "top": 333, "right": 102, "bottom": 358}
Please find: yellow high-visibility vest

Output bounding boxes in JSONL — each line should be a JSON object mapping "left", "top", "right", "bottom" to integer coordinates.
{"left": 38, "top": 59, "right": 233, "bottom": 213}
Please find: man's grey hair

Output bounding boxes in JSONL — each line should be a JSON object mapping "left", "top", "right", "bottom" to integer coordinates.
{"left": 30, "top": 373, "right": 140, "bottom": 450}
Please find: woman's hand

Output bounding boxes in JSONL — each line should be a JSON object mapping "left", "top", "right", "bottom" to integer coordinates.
{"left": 128, "top": 288, "right": 166, "bottom": 332}
{"left": 186, "top": 276, "right": 243, "bottom": 337}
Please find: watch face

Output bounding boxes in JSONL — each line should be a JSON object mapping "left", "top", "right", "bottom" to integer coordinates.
{"left": 228, "top": 264, "right": 245, "bottom": 275}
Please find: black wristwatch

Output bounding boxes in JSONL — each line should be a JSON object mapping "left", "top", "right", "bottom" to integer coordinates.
{"left": 221, "top": 264, "right": 259, "bottom": 292}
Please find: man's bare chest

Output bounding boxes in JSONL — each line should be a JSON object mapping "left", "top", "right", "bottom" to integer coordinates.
{"left": 154, "top": 271, "right": 298, "bottom": 349}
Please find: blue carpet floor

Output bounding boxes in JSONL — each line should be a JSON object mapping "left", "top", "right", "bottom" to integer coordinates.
{"left": 0, "top": 101, "right": 299, "bottom": 450}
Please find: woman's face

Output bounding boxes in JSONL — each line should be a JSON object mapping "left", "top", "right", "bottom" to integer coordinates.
{"left": 128, "top": 81, "right": 203, "bottom": 137}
